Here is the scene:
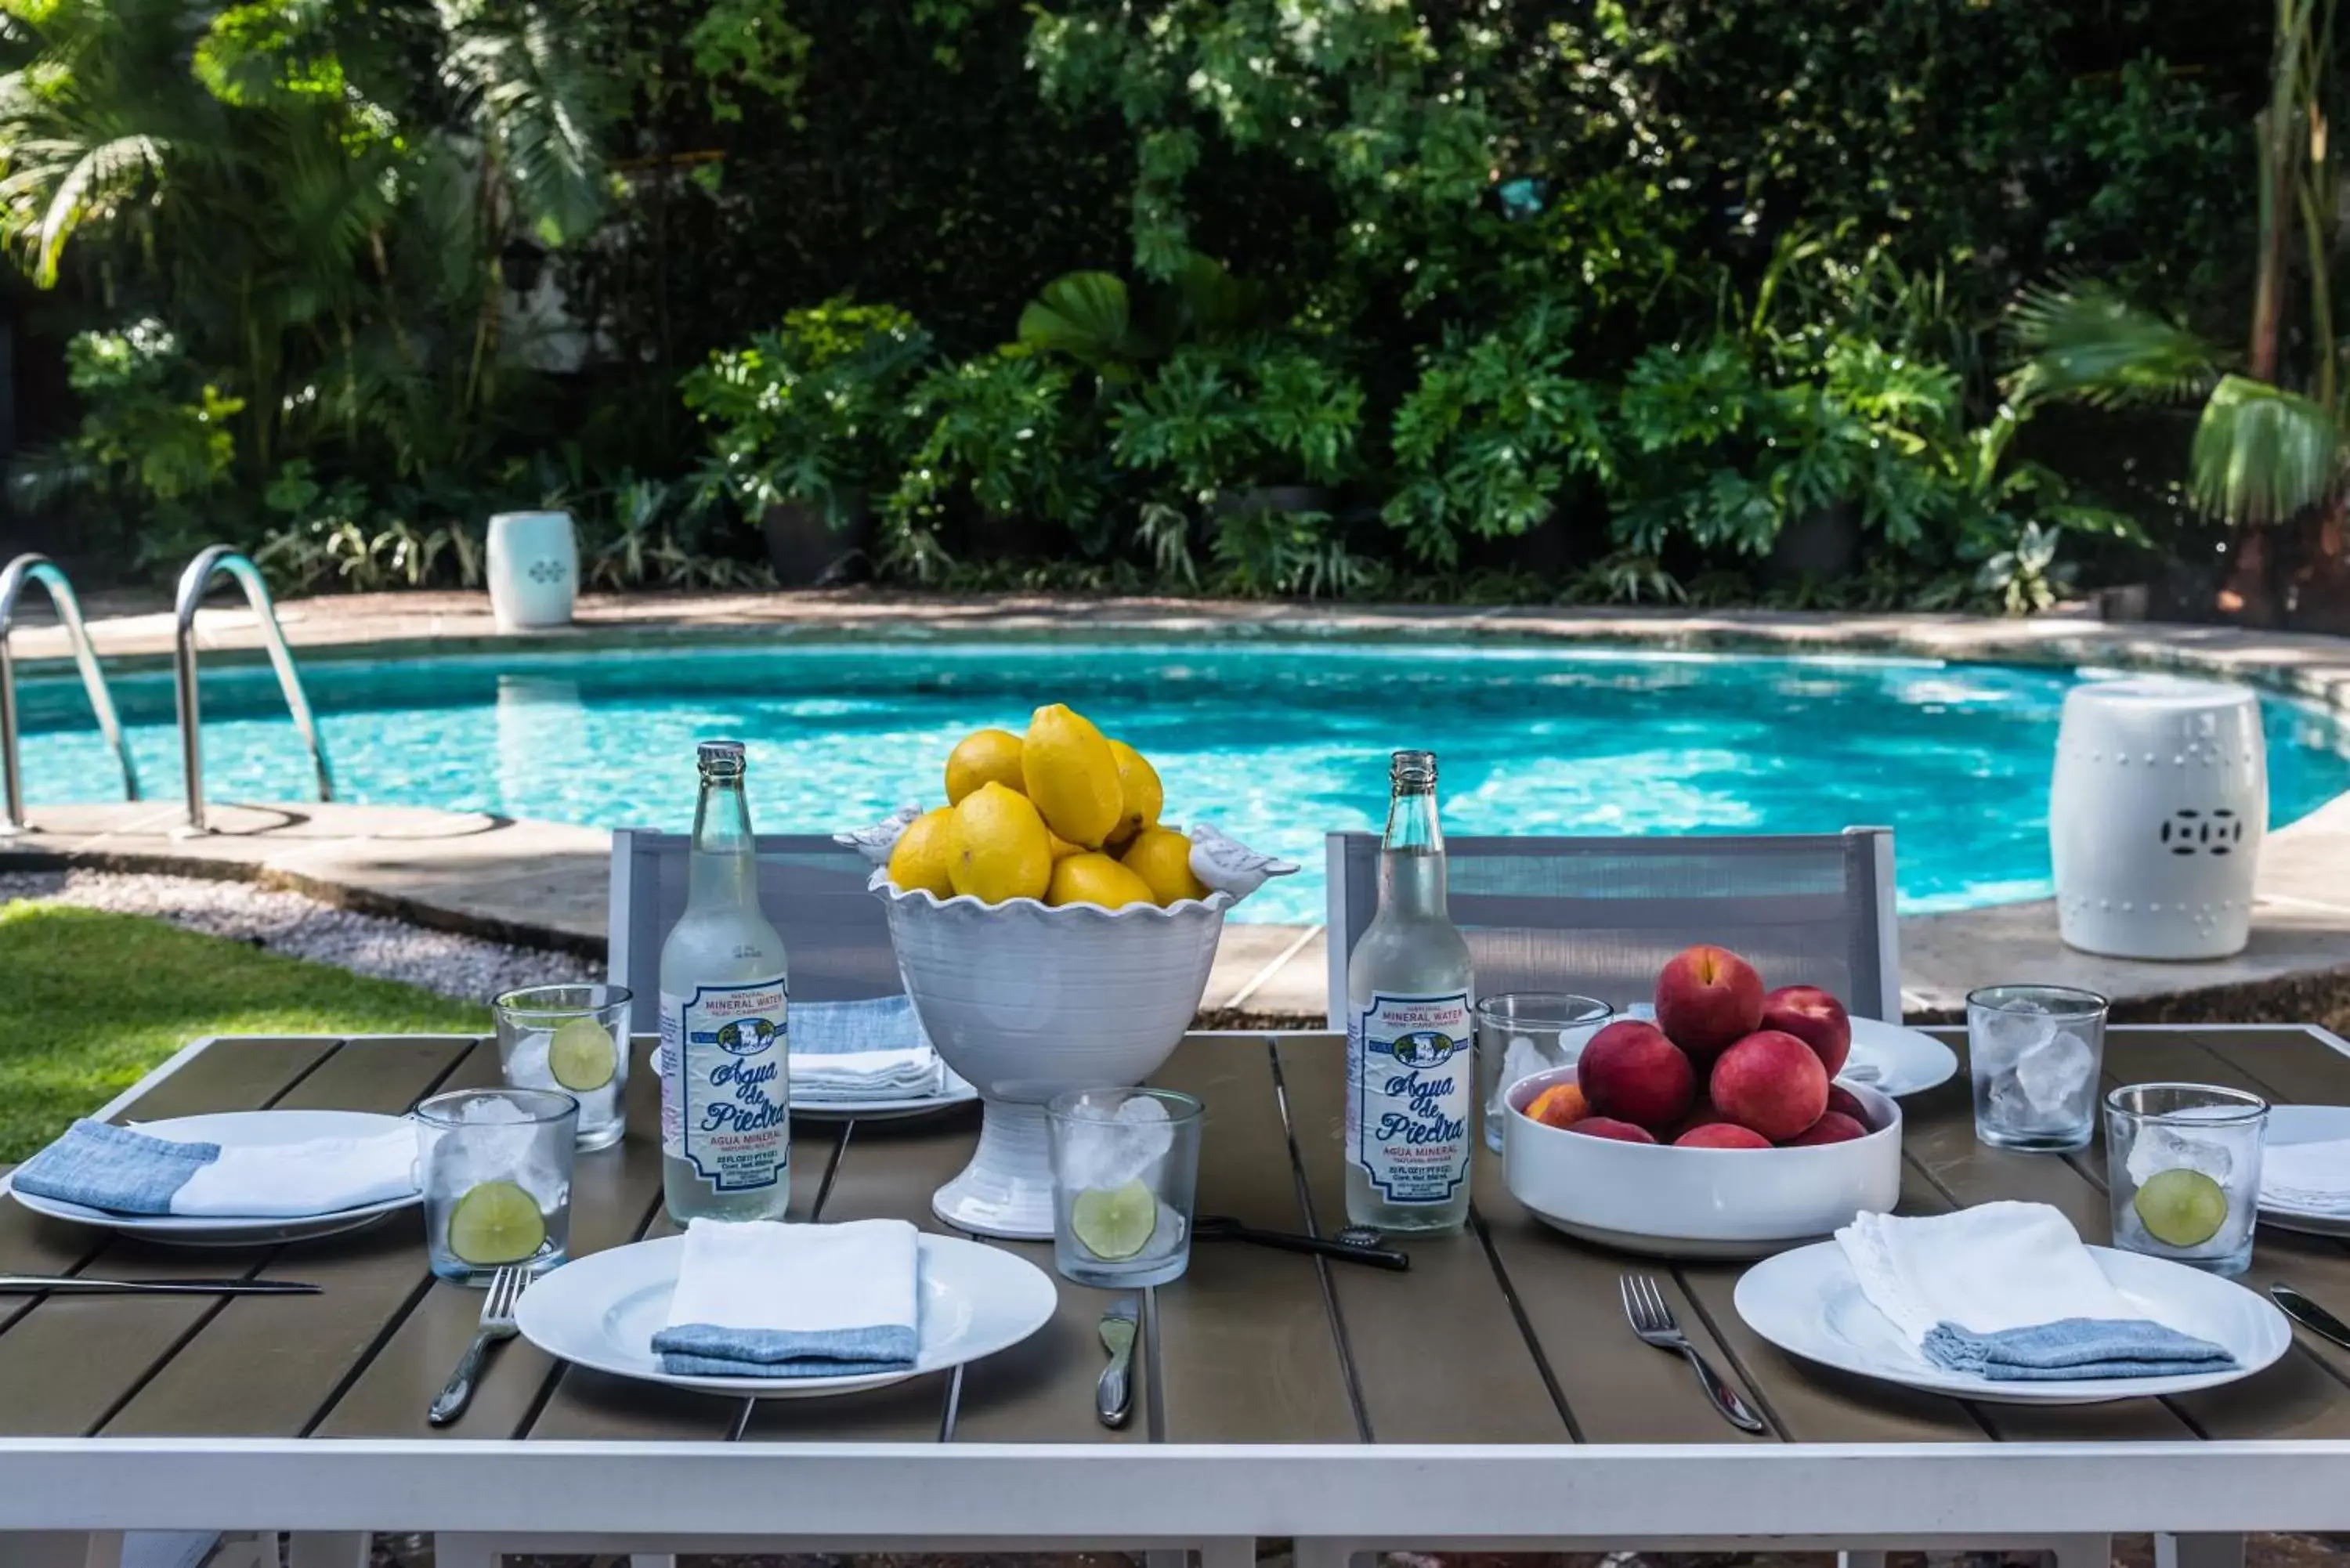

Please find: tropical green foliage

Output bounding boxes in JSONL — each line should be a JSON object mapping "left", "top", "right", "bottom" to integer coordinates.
{"left": 0, "top": 0, "right": 2278, "bottom": 612}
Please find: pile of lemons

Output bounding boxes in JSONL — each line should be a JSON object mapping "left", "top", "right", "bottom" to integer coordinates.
{"left": 887, "top": 705, "right": 1209, "bottom": 909}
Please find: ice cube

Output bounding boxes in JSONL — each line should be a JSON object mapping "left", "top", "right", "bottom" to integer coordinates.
{"left": 1972, "top": 999, "right": 2057, "bottom": 1068}
{"left": 503, "top": 1031, "right": 556, "bottom": 1091}
{"left": 2124, "top": 1116, "right": 2236, "bottom": 1185}
{"left": 1060, "top": 1095, "right": 1173, "bottom": 1190}
{"left": 2013, "top": 1028, "right": 2097, "bottom": 1116}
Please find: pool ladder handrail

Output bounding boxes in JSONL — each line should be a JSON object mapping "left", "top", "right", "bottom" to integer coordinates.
{"left": 0, "top": 553, "right": 143, "bottom": 835}
{"left": 175, "top": 546, "right": 334, "bottom": 833}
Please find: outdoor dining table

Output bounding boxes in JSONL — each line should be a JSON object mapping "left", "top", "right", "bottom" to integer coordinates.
{"left": 5, "top": 1024, "right": 2350, "bottom": 1568}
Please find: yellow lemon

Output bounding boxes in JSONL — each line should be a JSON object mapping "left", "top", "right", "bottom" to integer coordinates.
{"left": 1047, "top": 828, "right": 1085, "bottom": 860}
{"left": 948, "top": 782, "right": 1051, "bottom": 904}
{"left": 945, "top": 728, "right": 1025, "bottom": 805}
{"left": 1021, "top": 703, "right": 1123, "bottom": 849}
{"left": 1046, "top": 851, "right": 1156, "bottom": 910}
{"left": 1104, "top": 739, "right": 1162, "bottom": 848}
{"left": 1120, "top": 826, "right": 1208, "bottom": 905}
{"left": 887, "top": 805, "right": 959, "bottom": 898}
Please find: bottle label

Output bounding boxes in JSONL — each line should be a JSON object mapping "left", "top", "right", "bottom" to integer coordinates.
{"left": 1347, "top": 990, "right": 1472, "bottom": 1205}
{"left": 660, "top": 975, "right": 790, "bottom": 1191}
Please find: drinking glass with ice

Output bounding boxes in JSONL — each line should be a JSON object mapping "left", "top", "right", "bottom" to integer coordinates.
{"left": 1045, "top": 1088, "right": 1204, "bottom": 1288}
{"left": 1966, "top": 985, "right": 2109, "bottom": 1151}
{"left": 2105, "top": 1082, "right": 2268, "bottom": 1276}
{"left": 415, "top": 1087, "right": 577, "bottom": 1285}
{"left": 493, "top": 984, "right": 631, "bottom": 1151}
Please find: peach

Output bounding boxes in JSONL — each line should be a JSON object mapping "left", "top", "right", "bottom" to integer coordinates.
{"left": 1709, "top": 1028, "right": 1830, "bottom": 1142}
{"left": 1761, "top": 985, "right": 1852, "bottom": 1077}
{"left": 1527, "top": 1082, "right": 1589, "bottom": 1129}
{"left": 1783, "top": 1110, "right": 1867, "bottom": 1147}
{"left": 1576, "top": 1020, "right": 1696, "bottom": 1132}
{"left": 1665, "top": 1097, "right": 1726, "bottom": 1142}
{"left": 1824, "top": 1084, "right": 1872, "bottom": 1129}
{"left": 1571, "top": 1116, "right": 1658, "bottom": 1144}
{"left": 1654, "top": 945, "right": 1766, "bottom": 1061}
{"left": 1674, "top": 1122, "right": 1772, "bottom": 1150}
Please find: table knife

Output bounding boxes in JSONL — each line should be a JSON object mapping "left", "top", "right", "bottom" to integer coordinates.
{"left": 0, "top": 1274, "right": 320, "bottom": 1296}
{"left": 2272, "top": 1284, "right": 2350, "bottom": 1352}
{"left": 1096, "top": 1296, "right": 1139, "bottom": 1429}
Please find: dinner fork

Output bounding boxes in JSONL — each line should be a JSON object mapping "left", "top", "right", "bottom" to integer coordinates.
{"left": 1618, "top": 1273, "right": 1767, "bottom": 1433}
{"left": 428, "top": 1265, "right": 529, "bottom": 1427}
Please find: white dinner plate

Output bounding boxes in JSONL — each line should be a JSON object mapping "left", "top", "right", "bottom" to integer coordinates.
{"left": 2257, "top": 1104, "right": 2350, "bottom": 1238}
{"left": 1, "top": 1110, "right": 421, "bottom": 1247}
{"left": 1838, "top": 1017, "right": 1960, "bottom": 1098}
{"left": 515, "top": 1230, "right": 1058, "bottom": 1397}
{"left": 791, "top": 1068, "right": 979, "bottom": 1123}
{"left": 1734, "top": 1239, "right": 2289, "bottom": 1404}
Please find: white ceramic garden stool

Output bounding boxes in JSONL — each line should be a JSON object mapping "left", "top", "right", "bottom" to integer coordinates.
{"left": 485, "top": 510, "right": 578, "bottom": 630}
{"left": 2048, "top": 676, "right": 2266, "bottom": 959}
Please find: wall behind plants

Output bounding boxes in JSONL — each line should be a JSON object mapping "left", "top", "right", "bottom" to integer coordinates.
{"left": 0, "top": 0, "right": 2267, "bottom": 609}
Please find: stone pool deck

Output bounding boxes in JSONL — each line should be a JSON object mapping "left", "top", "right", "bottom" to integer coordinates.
{"left": 7, "top": 588, "right": 2350, "bottom": 1019}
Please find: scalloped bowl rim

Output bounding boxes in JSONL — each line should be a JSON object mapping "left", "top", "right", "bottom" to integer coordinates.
{"left": 870, "top": 870, "right": 1238, "bottom": 921}
{"left": 1504, "top": 1065, "right": 1905, "bottom": 1153}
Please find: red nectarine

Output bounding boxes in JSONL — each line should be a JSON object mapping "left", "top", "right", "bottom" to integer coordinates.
{"left": 1709, "top": 1028, "right": 1831, "bottom": 1142}
{"left": 1654, "top": 945, "right": 1765, "bottom": 1061}
{"left": 1824, "top": 1084, "right": 1872, "bottom": 1129}
{"left": 1571, "top": 1116, "right": 1658, "bottom": 1144}
{"left": 1761, "top": 985, "right": 1852, "bottom": 1078}
{"left": 1577, "top": 1020, "right": 1695, "bottom": 1132}
{"left": 1783, "top": 1110, "right": 1868, "bottom": 1147}
{"left": 1673, "top": 1122, "right": 1772, "bottom": 1150}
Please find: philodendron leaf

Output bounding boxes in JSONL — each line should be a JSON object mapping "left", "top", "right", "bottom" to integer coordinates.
{"left": 1018, "top": 271, "right": 1135, "bottom": 381}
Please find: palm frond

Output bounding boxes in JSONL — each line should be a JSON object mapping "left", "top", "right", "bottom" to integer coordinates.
{"left": 2189, "top": 374, "right": 2345, "bottom": 524}
{"left": 434, "top": 1, "right": 604, "bottom": 245}
{"left": 2008, "top": 280, "right": 2224, "bottom": 407}
{"left": 10, "top": 129, "right": 166, "bottom": 285}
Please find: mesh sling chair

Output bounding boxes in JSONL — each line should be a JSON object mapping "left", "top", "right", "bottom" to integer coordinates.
{"left": 1324, "top": 828, "right": 1900, "bottom": 1025}
{"left": 606, "top": 830, "right": 901, "bottom": 1033}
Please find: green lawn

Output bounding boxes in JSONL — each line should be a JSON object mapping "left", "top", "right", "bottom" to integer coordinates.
{"left": 0, "top": 900, "right": 487, "bottom": 1162}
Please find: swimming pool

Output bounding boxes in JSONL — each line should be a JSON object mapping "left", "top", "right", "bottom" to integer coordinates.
{"left": 15, "top": 640, "right": 2350, "bottom": 924}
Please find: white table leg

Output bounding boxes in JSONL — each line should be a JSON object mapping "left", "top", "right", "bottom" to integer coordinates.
{"left": 2052, "top": 1534, "right": 2113, "bottom": 1568}
{"left": 2159, "top": 1535, "right": 2245, "bottom": 1568}
{"left": 286, "top": 1534, "right": 366, "bottom": 1568}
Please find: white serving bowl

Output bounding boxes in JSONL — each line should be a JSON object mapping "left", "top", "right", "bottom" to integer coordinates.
{"left": 1502, "top": 1069, "right": 1903, "bottom": 1259}
{"left": 876, "top": 874, "right": 1231, "bottom": 1239}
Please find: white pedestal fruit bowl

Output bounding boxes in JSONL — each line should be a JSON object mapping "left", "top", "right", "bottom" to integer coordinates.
{"left": 845, "top": 814, "right": 1295, "bottom": 1238}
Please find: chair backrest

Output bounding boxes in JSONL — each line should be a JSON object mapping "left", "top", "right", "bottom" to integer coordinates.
{"left": 1325, "top": 829, "right": 1900, "bottom": 1027}
{"left": 607, "top": 831, "right": 902, "bottom": 1032}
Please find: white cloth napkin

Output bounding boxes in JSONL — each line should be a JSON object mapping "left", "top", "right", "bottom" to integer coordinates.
{"left": 652, "top": 1218, "right": 922, "bottom": 1378}
{"left": 795, "top": 1048, "right": 943, "bottom": 1100}
{"left": 174, "top": 1126, "right": 419, "bottom": 1216}
{"left": 1835, "top": 1201, "right": 2233, "bottom": 1380}
{"left": 2261, "top": 1140, "right": 2350, "bottom": 1215}
{"left": 790, "top": 995, "right": 946, "bottom": 1103}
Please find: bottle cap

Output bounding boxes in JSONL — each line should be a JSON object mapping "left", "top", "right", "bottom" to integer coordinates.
{"left": 696, "top": 739, "right": 747, "bottom": 780}
{"left": 1390, "top": 750, "right": 1437, "bottom": 791}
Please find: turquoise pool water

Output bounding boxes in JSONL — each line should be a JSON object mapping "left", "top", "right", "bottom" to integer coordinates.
{"left": 16, "top": 641, "right": 2350, "bottom": 924}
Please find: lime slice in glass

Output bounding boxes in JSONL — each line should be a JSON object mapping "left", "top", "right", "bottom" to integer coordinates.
{"left": 2134, "top": 1167, "right": 2230, "bottom": 1248}
{"left": 447, "top": 1180, "right": 547, "bottom": 1266}
{"left": 548, "top": 1016, "right": 617, "bottom": 1093}
{"left": 1070, "top": 1179, "right": 1158, "bottom": 1261}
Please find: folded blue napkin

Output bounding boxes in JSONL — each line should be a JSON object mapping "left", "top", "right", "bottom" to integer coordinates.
{"left": 9, "top": 1117, "right": 418, "bottom": 1218}
{"left": 650, "top": 1217, "right": 921, "bottom": 1378}
{"left": 1838, "top": 1202, "right": 2237, "bottom": 1383}
{"left": 1922, "top": 1317, "right": 2238, "bottom": 1382}
{"left": 10, "top": 1121, "right": 216, "bottom": 1215}
{"left": 790, "top": 995, "right": 945, "bottom": 1101}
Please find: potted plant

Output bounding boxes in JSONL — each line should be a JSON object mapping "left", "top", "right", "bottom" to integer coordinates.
{"left": 682, "top": 298, "right": 934, "bottom": 585}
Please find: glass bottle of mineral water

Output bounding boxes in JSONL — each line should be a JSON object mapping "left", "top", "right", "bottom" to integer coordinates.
{"left": 660, "top": 739, "right": 792, "bottom": 1224}
{"left": 1344, "top": 749, "right": 1475, "bottom": 1234}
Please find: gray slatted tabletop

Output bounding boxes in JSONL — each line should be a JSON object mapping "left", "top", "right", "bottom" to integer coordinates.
{"left": 3, "top": 1027, "right": 2350, "bottom": 1563}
